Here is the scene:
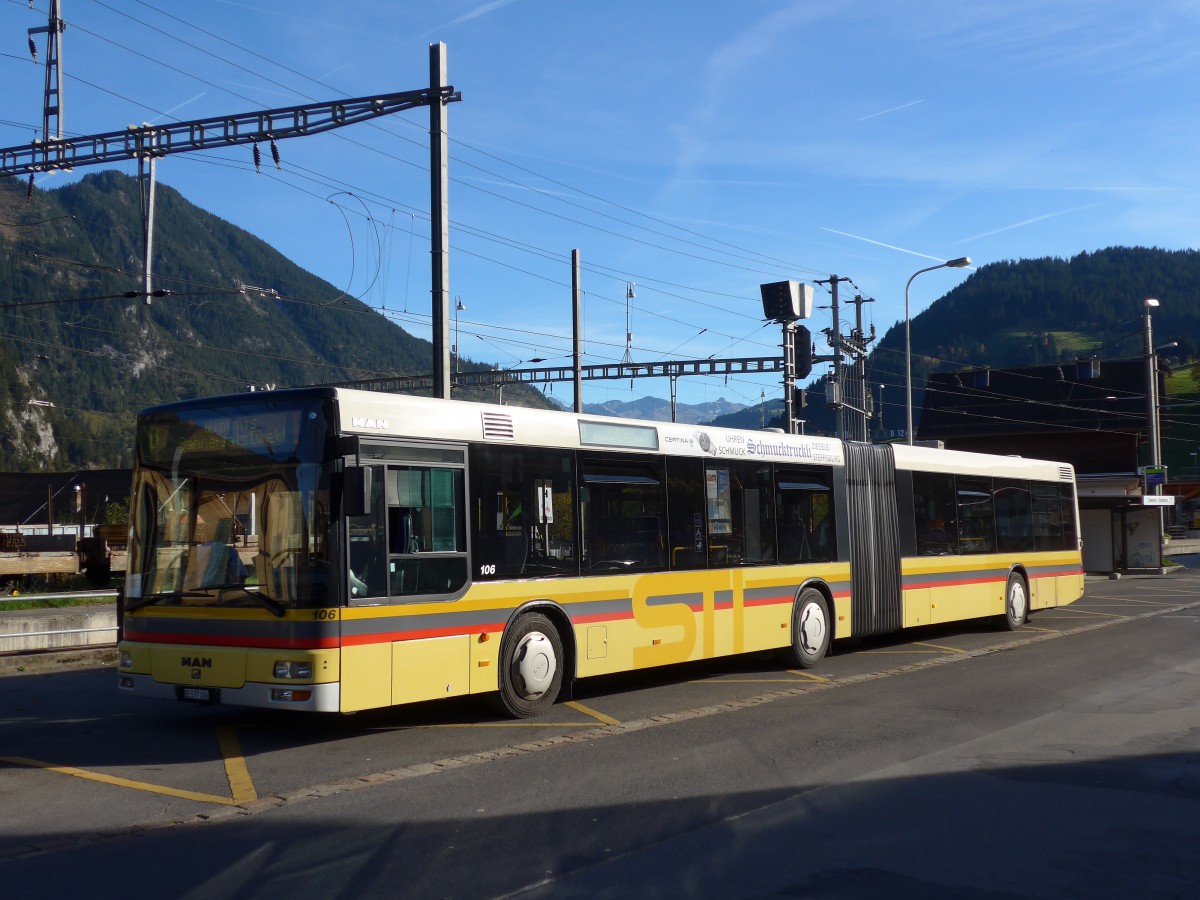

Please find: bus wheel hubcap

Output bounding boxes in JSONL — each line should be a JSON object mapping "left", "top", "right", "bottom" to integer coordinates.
{"left": 1010, "top": 582, "right": 1027, "bottom": 621}
{"left": 800, "top": 604, "right": 826, "bottom": 653}
{"left": 514, "top": 632, "right": 556, "bottom": 699}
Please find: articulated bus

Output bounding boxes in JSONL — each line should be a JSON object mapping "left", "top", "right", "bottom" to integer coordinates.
{"left": 117, "top": 387, "right": 1084, "bottom": 717}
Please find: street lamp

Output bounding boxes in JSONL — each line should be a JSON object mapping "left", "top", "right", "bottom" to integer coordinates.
{"left": 1143, "top": 297, "right": 1166, "bottom": 565}
{"left": 1143, "top": 298, "right": 1177, "bottom": 494}
{"left": 877, "top": 383, "right": 886, "bottom": 440}
{"left": 497, "top": 357, "right": 545, "bottom": 404}
{"left": 905, "top": 257, "right": 972, "bottom": 445}
{"left": 454, "top": 296, "right": 465, "bottom": 375}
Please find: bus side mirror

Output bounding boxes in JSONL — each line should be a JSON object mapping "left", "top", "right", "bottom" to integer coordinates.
{"left": 344, "top": 467, "right": 372, "bottom": 518}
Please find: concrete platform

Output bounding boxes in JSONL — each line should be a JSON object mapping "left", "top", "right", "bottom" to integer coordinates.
{"left": 0, "top": 604, "right": 118, "bottom": 675}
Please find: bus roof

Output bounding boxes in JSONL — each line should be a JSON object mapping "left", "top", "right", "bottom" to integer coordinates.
{"left": 137, "top": 387, "right": 1073, "bottom": 482}
{"left": 332, "top": 388, "right": 1074, "bottom": 482}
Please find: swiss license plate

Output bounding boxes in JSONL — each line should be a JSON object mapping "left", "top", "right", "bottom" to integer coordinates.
{"left": 177, "top": 686, "right": 218, "bottom": 704}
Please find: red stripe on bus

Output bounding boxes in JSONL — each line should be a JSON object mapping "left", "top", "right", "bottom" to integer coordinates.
{"left": 905, "top": 566, "right": 1083, "bottom": 592}
{"left": 744, "top": 594, "right": 791, "bottom": 609}
{"left": 904, "top": 574, "right": 1007, "bottom": 591}
{"left": 121, "top": 630, "right": 338, "bottom": 650}
{"left": 343, "top": 628, "right": 471, "bottom": 645}
{"left": 570, "top": 610, "right": 635, "bottom": 625}
{"left": 1030, "top": 567, "right": 1083, "bottom": 578}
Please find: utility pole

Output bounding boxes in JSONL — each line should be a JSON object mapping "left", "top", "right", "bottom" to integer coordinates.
{"left": 621, "top": 283, "right": 636, "bottom": 391}
{"left": 136, "top": 129, "right": 159, "bottom": 303}
{"left": 847, "top": 293, "right": 876, "bottom": 442}
{"left": 813, "top": 275, "right": 852, "bottom": 439}
{"left": 4, "top": 80, "right": 461, "bottom": 341}
{"left": 811, "top": 277, "right": 876, "bottom": 442}
{"left": 429, "top": 42, "right": 452, "bottom": 399}
{"left": 28, "top": 0, "right": 66, "bottom": 164}
{"left": 759, "top": 280, "right": 814, "bottom": 435}
{"left": 572, "top": 250, "right": 583, "bottom": 413}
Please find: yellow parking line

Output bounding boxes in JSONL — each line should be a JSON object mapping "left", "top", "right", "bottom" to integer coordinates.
{"left": 216, "top": 726, "right": 257, "bottom": 804}
{"left": 2, "top": 756, "right": 236, "bottom": 806}
{"left": 424, "top": 721, "right": 596, "bottom": 728}
{"left": 914, "top": 642, "right": 965, "bottom": 654}
{"left": 865, "top": 649, "right": 942, "bottom": 654}
{"left": 786, "top": 670, "right": 831, "bottom": 683}
{"left": 1023, "top": 625, "right": 1057, "bottom": 633}
{"left": 564, "top": 700, "right": 621, "bottom": 725}
{"left": 709, "top": 677, "right": 814, "bottom": 685}
{"left": 1085, "top": 602, "right": 1173, "bottom": 607}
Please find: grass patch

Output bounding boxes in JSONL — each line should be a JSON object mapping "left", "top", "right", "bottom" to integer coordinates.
{"left": 0, "top": 595, "right": 117, "bottom": 611}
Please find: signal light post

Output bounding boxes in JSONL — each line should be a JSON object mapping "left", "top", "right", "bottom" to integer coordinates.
{"left": 760, "top": 281, "right": 814, "bottom": 435}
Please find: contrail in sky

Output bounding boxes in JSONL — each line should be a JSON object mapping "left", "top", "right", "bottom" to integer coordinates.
{"left": 820, "top": 228, "right": 950, "bottom": 263}
{"left": 957, "top": 203, "right": 1102, "bottom": 242}
{"left": 855, "top": 100, "right": 925, "bottom": 122}
{"left": 443, "top": 0, "right": 520, "bottom": 27}
{"left": 147, "top": 93, "right": 206, "bottom": 126}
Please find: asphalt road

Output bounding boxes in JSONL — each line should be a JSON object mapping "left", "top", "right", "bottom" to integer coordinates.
{"left": 3, "top": 569, "right": 1199, "bottom": 898}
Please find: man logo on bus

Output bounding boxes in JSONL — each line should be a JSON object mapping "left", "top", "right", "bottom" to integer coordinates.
{"left": 351, "top": 417, "right": 389, "bottom": 430}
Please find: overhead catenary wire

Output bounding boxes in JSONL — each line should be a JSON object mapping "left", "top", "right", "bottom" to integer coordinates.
{"left": 3, "top": 2, "right": 815, "bottom": 305}
{"left": 0, "top": 2, "right": 991, "bottom": 415}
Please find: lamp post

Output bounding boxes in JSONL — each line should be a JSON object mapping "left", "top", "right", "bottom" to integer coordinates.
{"left": 1144, "top": 298, "right": 1160, "bottom": 477}
{"left": 496, "top": 357, "right": 544, "bottom": 404}
{"left": 454, "top": 296, "right": 465, "bottom": 375}
{"left": 877, "top": 383, "right": 886, "bottom": 440}
{"left": 905, "top": 257, "right": 971, "bottom": 445}
{"left": 1143, "top": 297, "right": 1165, "bottom": 564}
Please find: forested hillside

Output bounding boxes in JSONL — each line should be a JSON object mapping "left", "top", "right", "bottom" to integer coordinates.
{"left": 745, "top": 247, "right": 1200, "bottom": 436}
{"left": 4, "top": 171, "right": 1199, "bottom": 466}
{"left": 0, "top": 172, "right": 547, "bottom": 470}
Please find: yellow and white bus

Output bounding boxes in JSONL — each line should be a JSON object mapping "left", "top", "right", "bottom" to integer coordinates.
{"left": 117, "top": 387, "right": 1084, "bottom": 717}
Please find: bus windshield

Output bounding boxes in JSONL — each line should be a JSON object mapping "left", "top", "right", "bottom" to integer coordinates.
{"left": 125, "top": 395, "right": 337, "bottom": 612}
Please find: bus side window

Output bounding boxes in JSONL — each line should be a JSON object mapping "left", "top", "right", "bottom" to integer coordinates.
{"left": 706, "top": 461, "right": 775, "bottom": 566}
{"left": 580, "top": 455, "right": 665, "bottom": 573}
{"left": 913, "top": 472, "right": 957, "bottom": 556}
{"left": 994, "top": 479, "right": 1033, "bottom": 553}
{"left": 348, "top": 465, "right": 386, "bottom": 601}
{"left": 469, "top": 446, "right": 576, "bottom": 579}
{"left": 775, "top": 467, "right": 834, "bottom": 563}
{"left": 385, "top": 465, "right": 467, "bottom": 598}
{"left": 667, "top": 457, "right": 706, "bottom": 570}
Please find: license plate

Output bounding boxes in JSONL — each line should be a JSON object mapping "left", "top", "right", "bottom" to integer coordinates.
{"left": 177, "top": 686, "right": 217, "bottom": 704}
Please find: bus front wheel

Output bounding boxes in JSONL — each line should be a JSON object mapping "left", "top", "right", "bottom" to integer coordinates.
{"left": 493, "top": 612, "right": 564, "bottom": 718}
{"left": 1002, "top": 573, "right": 1028, "bottom": 631}
{"left": 780, "top": 588, "right": 830, "bottom": 669}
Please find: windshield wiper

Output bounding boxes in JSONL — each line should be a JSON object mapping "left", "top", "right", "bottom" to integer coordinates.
{"left": 125, "top": 586, "right": 287, "bottom": 618}
{"left": 125, "top": 592, "right": 172, "bottom": 612}
{"left": 212, "top": 584, "right": 288, "bottom": 618}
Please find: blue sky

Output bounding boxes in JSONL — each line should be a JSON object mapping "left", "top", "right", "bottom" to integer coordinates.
{"left": 3, "top": 1, "right": 1198, "bottom": 413}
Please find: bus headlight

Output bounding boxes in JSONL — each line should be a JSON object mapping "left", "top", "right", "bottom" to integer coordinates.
{"left": 273, "top": 661, "right": 313, "bottom": 679}
{"left": 271, "top": 688, "right": 313, "bottom": 702}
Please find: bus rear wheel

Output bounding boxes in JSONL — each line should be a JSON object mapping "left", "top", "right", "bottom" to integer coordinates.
{"left": 779, "top": 588, "right": 830, "bottom": 669}
{"left": 1001, "top": 573, "right": 1028, "bottom": 631}
{"left": 493, "top": 612, "right": 564, "bottom": 718}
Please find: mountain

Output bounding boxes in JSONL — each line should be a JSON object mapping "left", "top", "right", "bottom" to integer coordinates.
{"left": 583, "top": 395, "right": 746, "bottom": 425}
{"left": 0, "top": 172, "right": 550, "bottom": 471}
{"left": 5, "top": 175, "right": 1199, "bottom": 470}
{"left": 795, "top": 247, "right": 1200, "bottom": 437}
{"left": 707, "top": 399, "right": 784, "bottom": 431}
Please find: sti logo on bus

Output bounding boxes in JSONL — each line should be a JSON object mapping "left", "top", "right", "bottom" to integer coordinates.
{"left": 351, "top": 417, "right": 389, "bottom": 430}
